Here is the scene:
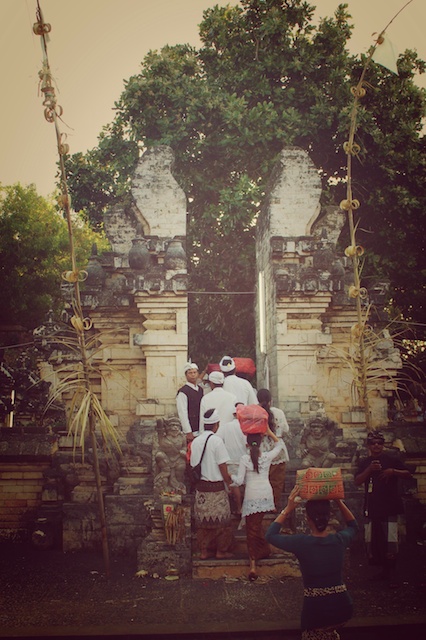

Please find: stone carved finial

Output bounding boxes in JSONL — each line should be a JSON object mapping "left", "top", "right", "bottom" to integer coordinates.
{"left": 131, "top": 146, "right": 187, "bottom": 238}
{"left": 164, "top": 238, "right": 187, "bottom": 271}
{"left": 299, "top": 418, "right": 337, "bottom": 468}
{"left": 152, "top": 416, "right": 187, "bottom": 496}
{"left": 85, "top": 243, "right": 106, "bottom": 290}
{"left": 103, "top": 146, "right": 186, "bottom": 256}
{"left": 128, "top": 236, "right": 151, "bottom": 272}
{"left": 267, "top": 147, "right": 322, "bottom": 238}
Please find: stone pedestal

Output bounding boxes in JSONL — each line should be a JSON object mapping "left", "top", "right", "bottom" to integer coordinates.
{"left": 136, "top": 495, "right": 192, "bottom": 577}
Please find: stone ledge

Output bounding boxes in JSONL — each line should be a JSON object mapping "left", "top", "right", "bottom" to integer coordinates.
{"left": 192, "top": 554, "right": 301, "bottom": 580}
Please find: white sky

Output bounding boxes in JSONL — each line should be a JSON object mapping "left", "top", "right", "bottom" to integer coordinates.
{"left": 1, "top": 0, "right": 425, "bottom": 198}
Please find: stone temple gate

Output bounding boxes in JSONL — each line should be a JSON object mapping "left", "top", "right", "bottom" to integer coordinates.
{"left": 42, "top": 144, "right": 403, "bottom": 436}
{"left": 0, "top": 145, "right": 424, "bottom": 567}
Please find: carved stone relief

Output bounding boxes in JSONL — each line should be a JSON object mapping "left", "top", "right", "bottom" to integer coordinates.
{"left": 152, "top": 416, "right": 187, "bottom": 497}
{"left": 299, "top": 418, "right": 337, "bottom": 469}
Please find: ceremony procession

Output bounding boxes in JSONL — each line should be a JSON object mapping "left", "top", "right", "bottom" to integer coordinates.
{"left": 1, "top": 1, "right": 425, "bottom": 639}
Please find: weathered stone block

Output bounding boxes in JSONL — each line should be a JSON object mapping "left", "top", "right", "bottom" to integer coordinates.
{"left": 131, "top": 146, "right": 187, "bottom": 238}
{"left": 268, "top": 148, "right": 322, "bottom": 237}
{"left": 62, "top": 503, "right": 101, "bottom": 551}
{"left": 137, "top": 538, "right": 191, "bottom": 577}
{"left": 136, "top": 402, "right": 164, "bottom": 417}
{"left": 283, "top": 401, "right": 301, "bottom": 415}
{"left": 341, "top": 411, "right": 366, "bottom": 424}
{"left": 70, "top": 486, "right": 98, "bottom": 503}
{"left": 113, "top": 477, "right": 152, "bottom": 495}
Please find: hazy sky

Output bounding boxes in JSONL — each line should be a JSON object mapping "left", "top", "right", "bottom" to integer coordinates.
{"left": 1, "top": 0, "right": 425, "bottom": 198}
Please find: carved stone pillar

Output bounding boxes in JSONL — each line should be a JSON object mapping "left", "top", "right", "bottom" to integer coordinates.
{"left": 256, "top": 147, "right": 401, "bottom": 430}
{"left": 256, "top": 147, "right": 340, "bottom": 422}
{"left": 75, "top": 145, "right": 190, "bottom": 430}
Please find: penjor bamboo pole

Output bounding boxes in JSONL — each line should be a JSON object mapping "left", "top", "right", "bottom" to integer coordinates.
{"left": 33, "top": 0, "right": 111, "bottom": 577}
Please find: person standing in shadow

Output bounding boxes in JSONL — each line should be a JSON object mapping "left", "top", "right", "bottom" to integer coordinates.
{"left": 354, "top": 430, "right": 412, "bottom": 588}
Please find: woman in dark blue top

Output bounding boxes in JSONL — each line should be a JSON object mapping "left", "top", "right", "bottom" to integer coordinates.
{"left": 266, "top": 486, "right": 358, "bottom": 640}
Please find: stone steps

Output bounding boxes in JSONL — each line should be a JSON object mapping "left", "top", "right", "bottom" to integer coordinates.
{"left": 192, "top": 552, "right": 301, "bottom": 580}
{"left": 191, "top": 513, "right": 301, "bottom": 580}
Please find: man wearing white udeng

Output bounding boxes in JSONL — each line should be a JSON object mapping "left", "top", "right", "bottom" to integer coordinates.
{"left": 176, "top": 362, "right": 204, "bottom": 443}
{"left": 199, "top": 371, "right": 236, "bottom": 432}
{"left": 220, "top": 356, "right": 258, "bottom": 405}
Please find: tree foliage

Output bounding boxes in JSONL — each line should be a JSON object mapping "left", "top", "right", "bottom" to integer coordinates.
{"left": 0, "top": 183, "right": 108, "bottom": 337}
{"left": 64, "top": 0, "right": 426, "bottom": 364}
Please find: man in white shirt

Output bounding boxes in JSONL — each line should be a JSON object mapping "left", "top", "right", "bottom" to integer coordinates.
{"left": 216, "top": 403, "right": 246, "bottom": 514}
{"left": 220, "top": 356, "right": 258, "bottom": 405}
{"left": 199, "top": 371, "right": 237, "bottom": 432}
{"left": 190, "top": 408, "right": 235, "bottom": 559}
{"left": 216, "top": 403, "right": 247, "bottom": 475}
{"left": 176, "top": 362, "right": 204, "bottom": 442}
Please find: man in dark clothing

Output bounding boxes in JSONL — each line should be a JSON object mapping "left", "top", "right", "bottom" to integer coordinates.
{"left": 176, "top": 362, "right": 204, "bottom": 443}
{"left": 354, "top": 430, "right": 412, "bottom": 586}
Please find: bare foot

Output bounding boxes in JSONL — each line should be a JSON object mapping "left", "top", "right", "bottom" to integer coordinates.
{"left": 216, "top": 551, "right": 235, "bottom": 559}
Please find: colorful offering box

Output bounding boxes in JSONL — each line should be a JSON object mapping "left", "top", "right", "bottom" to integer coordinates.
{"left": 296, "top": 467, "right": 344, "bottom": 500}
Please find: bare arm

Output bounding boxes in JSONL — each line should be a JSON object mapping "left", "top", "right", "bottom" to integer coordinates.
{"left": 334, "top": 499, "right": 356, "bottom": 523}
{"left": 354, "top": 460, "right": 377, "bottom": 486}
{"left": 176, "top": 392, "right": 192, "bottom": 435}
{"left": 266, "top": 426, "right": 279, "bottom": 442}
{"left": 273, "top": 485, "right": 300, "bottom": 525}
{"left": 354, "top": 458, "right": 411, "bottom": 485}
{"left": 380, "top": 467, "right": 412, "bottom": 481}
{"left": 219, "top": 462, "right": 232, "bottom": 488}
{"left": 198, "top": 366, "right": 208, "bottom": 385}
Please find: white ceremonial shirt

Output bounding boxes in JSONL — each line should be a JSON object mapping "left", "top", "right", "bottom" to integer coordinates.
{"left": 190, "top": 430, "right": 230, "bottom": 482}
{"left": 223, "top": 374, "right": 258, "bottom": 405}
{"left": 199, "top": 387, "right": 237, "bottom": 432}
{"left": 216, "top": 418, "right": 247, "bottom": 465}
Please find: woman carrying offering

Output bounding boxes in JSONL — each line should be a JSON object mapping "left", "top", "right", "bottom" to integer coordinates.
{"left": 266, "top": 486, "right": 358, "bottom": 639}
{"left": 257, "top": 388, "right": 290, "bottom": 511}
{"left": 231, "top": 425, "right": 284, "bottom": 581}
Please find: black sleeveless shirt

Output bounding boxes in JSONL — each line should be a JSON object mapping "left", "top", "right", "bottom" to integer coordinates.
{"left": 177, "top": 384, "right": 203, "bottom": 432}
